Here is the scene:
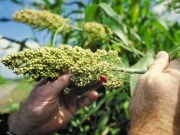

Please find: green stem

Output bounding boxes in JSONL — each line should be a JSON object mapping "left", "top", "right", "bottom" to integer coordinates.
{"left": 109, "top": 68, "right": 147, "bottom": 74}
{"left": 70, "top": 25, "right": 82, "bottom": 31}
{"left": 51, "top": 24, "right": 82, "bottom": 47}
{"left": 52, "top": 23, "right": 65, "bottom": 47}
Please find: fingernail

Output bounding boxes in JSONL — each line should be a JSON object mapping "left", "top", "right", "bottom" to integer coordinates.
{"left": 90, "top": 92, "right": 98, "bottom": 101}
{"left": 156, "top": 51, "right": 168, "bottom": 60}
{"left": 100, "top": 75, "right": 107, "bottom": 83}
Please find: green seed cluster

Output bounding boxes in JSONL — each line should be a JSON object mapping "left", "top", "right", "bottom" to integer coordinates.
{"left": 81, "top": 22, "right": 113, "bottom": 42}
{"left": 1, "top": 45, "right": 124, "bottom": 89}
{"left": 13, "top": 9, "right": 71, "bottom": 33}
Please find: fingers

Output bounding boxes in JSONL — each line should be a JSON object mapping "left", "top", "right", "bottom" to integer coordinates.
{"left": 148, "top": 51, "right": 169, "bottom": 73}
{"left": 77, "top": 91, "right": 99, "bottom": 108}
{"left": 166, "top": 59, "right": 180, "bottom": 71}
{"left": 165, "top": 59, "right": 180, "bottom": 81}
{"left": 61, "top": 90, "right": 98, "bottom": 117}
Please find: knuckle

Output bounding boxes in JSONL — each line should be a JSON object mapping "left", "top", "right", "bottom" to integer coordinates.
{"left": 138, "top": 74, "right": 150, "bottom": 83}
{"left": 164, "top": 69, "right": 180, "bottom": 81}
{"left": 138, "top": 75, "right": 146, "bottom": 82}
{"left": 171, "top": 59, "right": 180, "bottom": 63}
{"left": 139, "top": 73, "right": 158, "bottom": 88}
{"left": 145, "top": 75, "right": 157, "bottom": 86}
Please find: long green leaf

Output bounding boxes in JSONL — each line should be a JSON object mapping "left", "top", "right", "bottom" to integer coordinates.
{"left": 99, "top": 3, "right": 130, "bottom": 46}
{"left": 130, "top": 0, "right": 139, "bottom": 24}
{"left": 85, "top": 4, "right": 98, "bottom": 21}
{"left": 153, "top": 19, "right": 174, "bottom": 42}
{"left": 99, "top": 3, "right": 125, "bottom": 29}
{"left": 168, "top": 44, "right": 180, "bottom": 60}
{"left": 130, "top": 51, "right": 154, "bottom": 95}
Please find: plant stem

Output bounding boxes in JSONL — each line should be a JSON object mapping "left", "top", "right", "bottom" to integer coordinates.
{"left": 52, "top": 24, "right": 65, "bottom": 47}
{"left": 70, "top": 25, "right": 82, "bottom": 31}
{"left": 51, "top": 24, "right": 82, "bottom": 47}
{"left": 109, "top": 68, "right": 147, "bottom": 74}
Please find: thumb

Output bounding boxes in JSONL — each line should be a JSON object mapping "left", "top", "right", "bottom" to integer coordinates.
{"left": 148, "top": 51, "right": 169, "bottom": 73}
{"left": 45, "top": 74, "right": 72, "bottom": 96}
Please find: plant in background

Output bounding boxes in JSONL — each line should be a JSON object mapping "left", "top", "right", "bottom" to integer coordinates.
{"left": 13, "top": 9, "right": 114, "bottom": 48}
{"left": 13, "top": 9, "right": 71, "bottom": 33}
{"left": 167, "top": 0, "right": 180, "bottom": 12}
{"left": 80, "top": 22, "right": 113, "bottom": 43}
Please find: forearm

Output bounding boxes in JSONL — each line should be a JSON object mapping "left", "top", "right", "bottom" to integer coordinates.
{"left": 129, "top": 119, "right": 175, "bottom": 135}
{"left": 128, "top": 112, "right": 179, "bottom": 135}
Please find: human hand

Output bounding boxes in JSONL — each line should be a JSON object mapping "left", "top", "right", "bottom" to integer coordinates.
{"left": 129, "top": 51, "right": 180, "bottom": 135}
{"left": 8, "top": 74, "right": 103, "bottom": 135}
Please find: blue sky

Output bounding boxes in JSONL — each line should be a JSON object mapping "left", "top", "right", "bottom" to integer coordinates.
{"left": 0, "top": 0, "right": 179, "bottom": 43}
{"left": 0, "top": 0, "right": 87, "bottom": 44}
{"left": 0, "top": 1, "right": 35, "bottom": 41}
{"left": 0, "top": 0, "right": 85, "bottom": 78}
{"left": 0, "top": 0, "right": 56, "bottom": 46}
{"left": 0, "top": 0, "right": 49, "bottom": 78}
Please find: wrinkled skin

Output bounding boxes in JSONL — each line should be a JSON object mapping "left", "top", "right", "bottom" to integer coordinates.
{"left": 129, "top": 51, "right": 180, "bottom": 135}
{"left": 8, "top": 74, "right": 102, "bottom": 135}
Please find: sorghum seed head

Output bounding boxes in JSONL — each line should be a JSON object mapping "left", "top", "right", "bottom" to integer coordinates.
{"left": 1, "top": 44, "right": 124, "bottom": 91}
{"left": 13, "top": 9, "right": 71, "bottom": 33}
{"left": 80, "top": 22, "right": 113, "bottom": 43}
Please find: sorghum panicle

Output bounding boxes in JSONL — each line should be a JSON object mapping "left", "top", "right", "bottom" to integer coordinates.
{"left": 80, "top": 22, "right": 113, "bottom": 43}
{"left": 13, "top": 9, "right": 71, "bottom": 33}
{"left": 1, "top": 45, "right": 124, "bottom": 90}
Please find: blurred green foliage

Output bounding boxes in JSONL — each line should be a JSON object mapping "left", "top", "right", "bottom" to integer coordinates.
{"left": 0, "top": 0, "right": 180, "bottom": 135}
{"left": 167, "top": 0, "right": 180, "bottom": 12}
{"left": 0, "top": 78, "right": 34, "bottom": 113}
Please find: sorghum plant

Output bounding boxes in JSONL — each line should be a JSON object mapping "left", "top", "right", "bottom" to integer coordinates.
{"left": 80, "top": 22, "right": 113, "bottom": 42}
{"left": 13, "top": 9, "right": 113, "bottom": 44}
{"left": 13, "top": 9, "right": 71, "bottom": 33}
